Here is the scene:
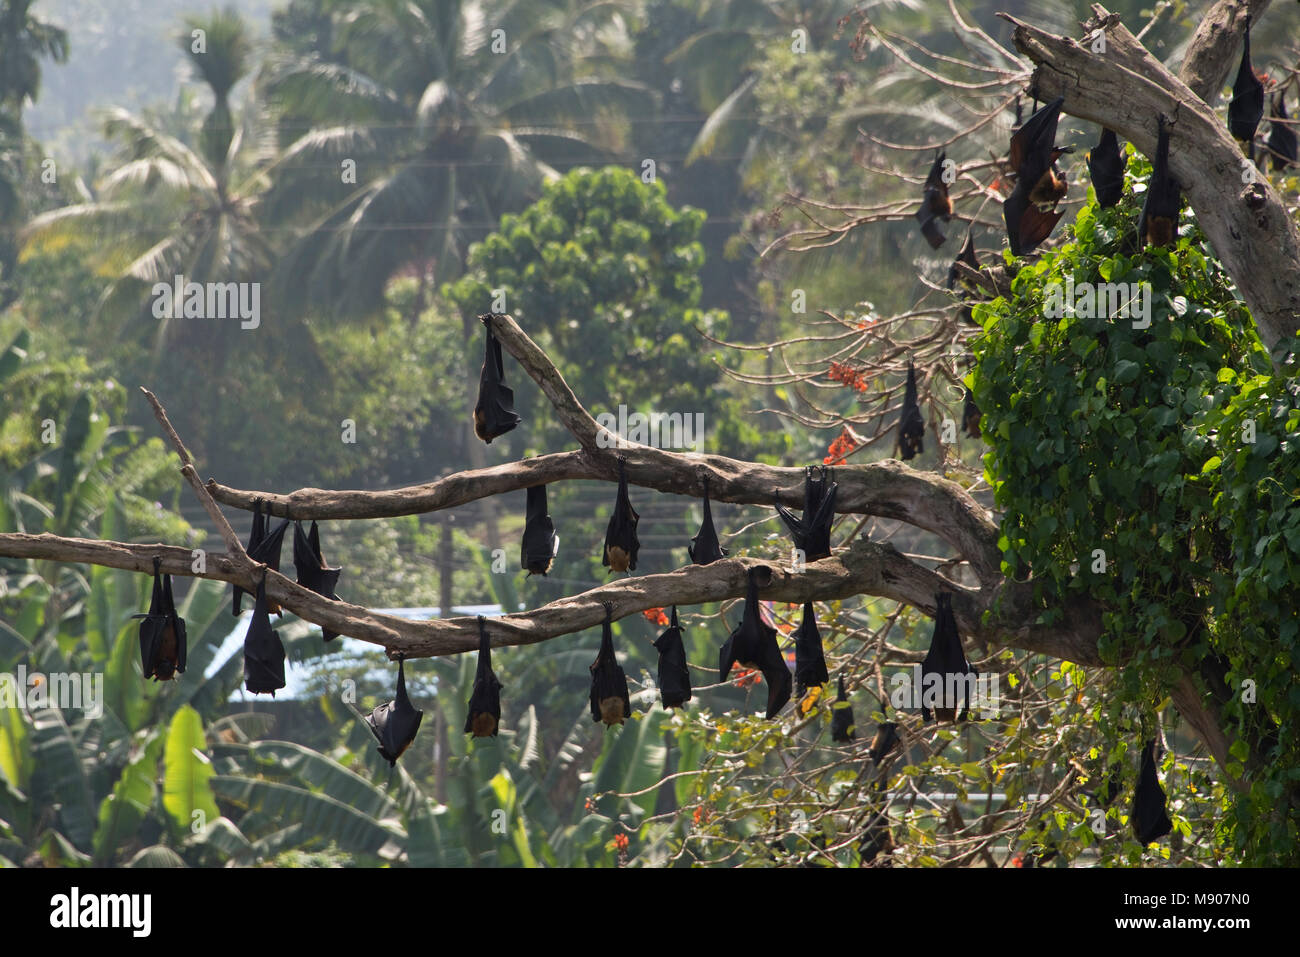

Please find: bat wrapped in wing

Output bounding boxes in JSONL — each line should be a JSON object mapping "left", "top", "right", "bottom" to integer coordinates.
{"left": 792, "top": 601, "right": 828, "bottom": 708}
{"left": 946, "top": 232, "right": 981, "bottom": 325}
{"left": 1267, "top": 93, "right": 1297, "bottom": 172}
{"left": 136, "top": 557, "right": 187, "bottom": 682}
{"left": 1087, "top": 128, "right": 1125, "bottom": 208}
{"left": 366, "top": 657, "right": 424, "bottom": 765}
{"left": 1138, "top": 115, "right": 1182, "bottom": 248}
{"left": 962, "top": 387, "right": 982, "bottom": 439}
{"left": 590, "top": 604, "right": 632, "bottom": 726}
{"left": 718, "top": 568, "right": 792, "bottom": 719}
{"left": 242, "top": 573, "right": 286, "bottom": 696}
{"left": 898, "top": 362, "right": 925, "bottom": 460}
{"left": 653, "top": 606, "right": 692, "bottom": 710}
{"left": 830, "top": 674, "right": 856, "bottom": 743}
{"left": 473, "top": 314, "right": 521, "bottom": 443}
{"left": 234, "top": 498, "right": 290, "bottom": 616}
{"left": 602, "top": 457, "right": 640, "bottom": 573}
{"left": 868, "top": 721, "right": 900, "bottom": 765}
{"left": 1131, "top": 738, "right": 1173, "bottom": 844}
{"left": 688, "top": 474, "right": 728, "bottom": 565}
{"left": 775, "top": 465, "right": 837, "bottom": 562}
{"left": 465, "top": 616, "right": 503, "bottom": 737}
{"left": 520, "top": 484, "right": 559, "bottom": 576}
{"left": 293, "top": 519, "right": 342, "bottom": 641}
{"left": 1227, "top": 17, "right": 1264, "bottom": 151}
{"left": 919, "top": 592, "right": 975, "bottom": 722}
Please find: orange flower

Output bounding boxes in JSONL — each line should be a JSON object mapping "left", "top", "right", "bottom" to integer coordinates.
{"left": 824, "top": 425, "right": 863, "bottom": 465}
{"left": 827, "top": 361, "right": 869, "bottom": 394}
{"left": 642, "top": 607, "right": 670, "bottom": 627}
{"left": 693, "top": 806, "right": 710, "bottom": 826}
{"left": 734, "top": 667, "right": 762, "bottom": 688}
{"left": 613, "top": 833, "right": 629, "bottom": 851}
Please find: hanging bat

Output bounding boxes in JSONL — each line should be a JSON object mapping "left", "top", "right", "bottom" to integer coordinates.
{"left": 1003, "top": 95, "right": 1073, "bottom": 255}
{"left": 232, "top": 498, "right": 266, "bottom": 615}
{"left": 366, "top": 657, "right": 424, "bottom": 765}
{"left": 792, "top": 601, "right": 828, "bottom": 705}
{"left": 920, "top": 592, "right": 975, "bottom": 722}
{"left": 946, "top": 232, "right": 981, "bottom": 325}
{"left": 602, "top": 457, "right": 640, "bottom": 573}
{"left": 1131, "top": 738, "right": 1173, "bottom": 844}
{"left": 1227, "top": 17, "right": 1264, "bottom": 151}
{"left": 868, "top": 721, "right": 900, "bottom": 765}
{"left": 1138, "top": 115, "right": 1182, "bottom": 248}
{"left": 688, "top": 474, "right": 728, "bottom": 565}
{"left": 293, "top": 520, "right": 342, "bottom": 641}
{"left": 718, "top": 568, "right": 792, "bottom": 719}
{"left": 1267, "top": 93, "right": 1297, "bottom": 172}
{"left": 830, "top": 674, "right": 856, "bottom": 743}
{"left": 1087, "top": 128, "right": 1125, "bottom": 208}
{"left": 962, "top": 387, "right": 982, "bottom": 439}
{"left": 473, "top": 314, "right": 521, "bottom": 443}
{"left": 775, "top": 465, "right": 837, "bottom": 561}
{"left": 914, "top": 151, "right": 953, "bottom": 248}
{"left": 465, "top": 616, "right": 503, "bottom": 737}
{"left": 520, "top": 484, "right": 559, "bottom": 576}
{"left": 653, "top": 605, "right": 692, "bottom": 710}
{"left": 898, "top": 362, "right": 925, "bottom": 460}
{"left": 243, "top": 573, "right": 286, "bottom": 696}
{"left": 136, "top": 557, "right": 187, "bottom": 682}
{"left": 590, "top": 603, "right": 631, "bottom": 726}
{"left": 858, "top": 809, "right": 894, "bottom": 864}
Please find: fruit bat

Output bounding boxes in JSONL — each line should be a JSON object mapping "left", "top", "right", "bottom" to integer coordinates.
{"left": 521, "top": 484, "right": 559, "bottom": 576}
{"left": 1267, "top": 93, "right": 1297, "bottom": 172}
{"left": 830, "top": 675, "right": 856, "bottom": 743}
{"left": 898, "top": 362, "right": 925, "bottom": 460}
{"left": 915, "top": 151, "right": 953, "bottom": 248}
{"left": 1227, "top": 18, "right": 1264, "bottom": 150}
{"left": 946, "top": 232, "right": 981, "bottom": 324}
{"left": 465, "top": 616, "right": 503, "bottom": 737}
{"left": 1003, "top": 96, "right": 1073, "bottom": 255}
{"left": 243, "top": 573, "right": 286, "bottom": 696}
{"left": 718, "top": 568, "right": 792, "bottom": 719}
{"left": 1138, "top": 115, "right": 1182, "bottom": 249}
{"left": 868, "top": 721, "right": 900, "bottom": 765}
{"left": 366, "top": 657, "right": 424, "bottom": 765}
{"left": 135, "top": 557, "right": 187, "bottom": 681}
{"left": 602, "top": 458, "right": 640, "bottom": 573}
{"left": 473, "top": 315, "right": 521, "bottom": 444}
{"left": 688, "top": 474, "right": 728, "bottom": 565}
{"left": 653, "top": 605, "right": 692, "bottom": 710}
{"left": 920, "top": 592, "right": 975, "bottom": 722}
{"left": 962, "top": 387, "right": 982, "bottom": 439}
{"left": 293, "top": 520, "right": 342, "bottom": 641}
{"left": 1131, "top": 738, "right": 1173, "bottom": 844}
{"left": 792, "top": 602, "right": 829, "bottom": 701}
{"left": 858, "top": 810, "right": 894, "bottom": 864}
{"left": 233, "top": 498, "right": 288, "bottom": 615}
{"left": 775, "top": 465, "right": 837, "bottom": 561}
{"left": 590, "top": 604, "right": 631, "bottom": 726}
{"left": 1087, "top": 128, "right": 1125, "bottom": 208}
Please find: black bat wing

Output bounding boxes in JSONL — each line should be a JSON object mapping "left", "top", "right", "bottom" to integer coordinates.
{"left": 1087, "top": 128, "right": 1125, "bottom": 208}
{"left": 590, "top": 615, "right": 631, "bottom": 723}
{"left": 1131, "top": 739, "right": 1173, "bottom": 843}
{"left": 688, "top": 480, "right": 727, "bottom": 565}
{"left": 869, "top": 721, "right": 900, "bottom": 764}
{"left": 162, "top": 572, "right": 187, "bottom": 676}
{"left": 521, "top": 485, "right": 558, "bottom": 575}
{"left": 242, "top": 576, "right": 286, "bottom": 695}
{"left": 465, "top": 619, "right": 503, "bottom": 734}
{"left": 653, "top": 607, "right": 692, "bottom": 709}
{"left": 232, "top": 501, "right": 266, "bottom": 615}
{"left": 830, "top": 674, "right": 856, "bottom": 742}
{"left": 914, "top": 153, "right": 951, "bottom": 248}
{"left": 1267, "top": 94, "right": 1297, "bottom": 171}
{"left": 920, "top": 593, "right": 971, "bottom": 721}
{"left": 899, "top": 364, "right": 925, "bottom": 459}
{"left": 1228, "top": 25, "right": 1264, "bottom": 142}
{"left": 367, "top": 659, "right": 425, "bottom": 765}
{"left": 474, "top": 319, "right": 521, "bottom": 443}
{"left": 602, "top": 462, "right": 640, "bottom": 571}
{"left": 962, "top": 387, "right": 982, "bottom": 438}
{"left": 1010, "top": 96, "right": 1064, "bottom": 181}
{"left": 803, "top": 474, "right": 837, "bottom": 559}
{"left": 793, "top": 602, "right": 829, "bottom": 693}
{"left": 755, "top": 629, "right": 792, "bottom": 719}
{"left": 946, "top": 232, "right": 979, "bottom": 289}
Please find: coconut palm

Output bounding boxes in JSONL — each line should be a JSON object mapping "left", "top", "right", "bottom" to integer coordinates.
{"left": 261, "top": 0, "right": 653, "bottom": 318}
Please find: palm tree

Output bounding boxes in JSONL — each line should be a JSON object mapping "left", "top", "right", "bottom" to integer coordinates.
{"left": 261, "top": 0, "right": 653, "bottom": 317}
{"left": 19, "top": 9, "right": 272, "bottom": 356}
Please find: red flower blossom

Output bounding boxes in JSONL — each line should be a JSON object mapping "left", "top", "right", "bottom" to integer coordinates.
{"left": 824, "top": 425, "right": 863, "bottom": 465}
{"left": 642, "top": 607, "right": 670, "bottom": 627}
{"left": 827, "top": 361, "right": 869, "bottom": 394}
{"left": 613, "top": 833, "right": 629, "bottom": 851}
{"left": 734, "top": 667, "right": 762, "bottom": 688}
